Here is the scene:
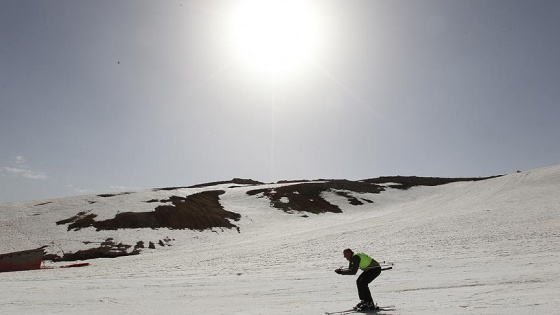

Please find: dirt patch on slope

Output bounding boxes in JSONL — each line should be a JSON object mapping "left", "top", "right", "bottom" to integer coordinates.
{"left": 56, "top": 190, "right": 240, "bottom": 231}
{"left": 247, "top": 180, "right": 384, "bottom": 214}
{"left": 365, "top": 175, "right": 502, "bottom": 190}
{"left": 153, "top": 178, "right": 263, "bottom": 191}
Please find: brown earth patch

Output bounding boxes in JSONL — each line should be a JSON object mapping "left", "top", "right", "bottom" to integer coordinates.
{"left": 153, "top": 178, "right": 263, "bottom": 191}
{"left": 43, "top": 238, "right": 141, "bottom": 262}
{"left": 96, "top": 192, "right": 133, "bottom": 198}
{"left": 247, "top": 180, "right": 384, "bottom": 214}
{"left": 34, "top": 201, "right": 53, "bottom": 206}
{"left": 364, "top": 175, "right": 502, "bottom": 190}
{"left": 56, "top": 190, "right": 240, "bottom": 231}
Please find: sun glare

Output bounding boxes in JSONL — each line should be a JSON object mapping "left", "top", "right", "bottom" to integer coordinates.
{"left": 230, "top": 0, "right": 321, "bottom": 77}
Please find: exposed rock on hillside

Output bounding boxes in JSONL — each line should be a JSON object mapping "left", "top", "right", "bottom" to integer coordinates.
{"left": 247, "top": 180, "right": 383, "bottom": 214}
{"left": 365, "top": 175, "right": 501, "bottom": 190}
{"left": 57, "top": 190, "right": 240, "bottom": 232}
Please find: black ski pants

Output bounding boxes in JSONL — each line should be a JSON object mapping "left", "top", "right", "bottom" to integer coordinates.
{"left": 356, "top": 267, "right": 381, "bottom": 303}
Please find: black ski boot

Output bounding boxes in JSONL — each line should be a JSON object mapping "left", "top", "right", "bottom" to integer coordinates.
{"left": 353, "top": 300, "right": 367, "bottom": 311}
{"left": 367, "top": 302, "right": 379, "bottom": 310}
{"left": 358, "top": 301, "right": 378, "bottom": 311}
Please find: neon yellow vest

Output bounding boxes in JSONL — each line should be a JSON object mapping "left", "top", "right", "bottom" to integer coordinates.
{"left": 354, "top": 253, "right": 379, "bottom": 270}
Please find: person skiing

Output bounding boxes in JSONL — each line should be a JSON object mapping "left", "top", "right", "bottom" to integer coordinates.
{"left": 335, "top": 248, "right": 381, "bottom": 311}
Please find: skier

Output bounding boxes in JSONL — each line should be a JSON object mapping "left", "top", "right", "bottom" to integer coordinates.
{"left": 335, "top": 248, "right": 381, "bottom": 311}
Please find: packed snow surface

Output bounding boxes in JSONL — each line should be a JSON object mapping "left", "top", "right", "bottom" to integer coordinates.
{"left": 1, "top": 166, "right": 559, "bottom": 314}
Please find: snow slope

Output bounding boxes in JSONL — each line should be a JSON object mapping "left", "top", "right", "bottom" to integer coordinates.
{"left": 1, "top": 166, "right": 559, "bottom": 314}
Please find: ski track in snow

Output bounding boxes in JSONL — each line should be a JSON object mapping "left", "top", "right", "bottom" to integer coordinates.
{"left": 1, "top": 166, "right": 559, "bottom": 314}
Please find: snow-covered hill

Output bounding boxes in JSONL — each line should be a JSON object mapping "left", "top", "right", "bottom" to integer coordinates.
{"left": 1, "top": 166, "right": 559, "bottom": 314}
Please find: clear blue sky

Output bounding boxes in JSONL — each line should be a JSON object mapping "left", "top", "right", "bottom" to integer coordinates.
{"left": 1, "top": 0, "right": 559, "bottom": 202}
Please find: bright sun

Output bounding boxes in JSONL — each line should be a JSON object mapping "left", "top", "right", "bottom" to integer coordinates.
{"left": 230, "top": 0, "right": 321, "bottom": 76}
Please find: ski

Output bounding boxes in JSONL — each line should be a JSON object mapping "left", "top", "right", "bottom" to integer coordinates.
{"left": 325, "top": 309, "right": 355, "bottom": 315}
{"left": 326, "top": 306, "right": 395, "bottom": 315}
{"left": 325, "top": 311, "right": 384, "bottom": 315}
